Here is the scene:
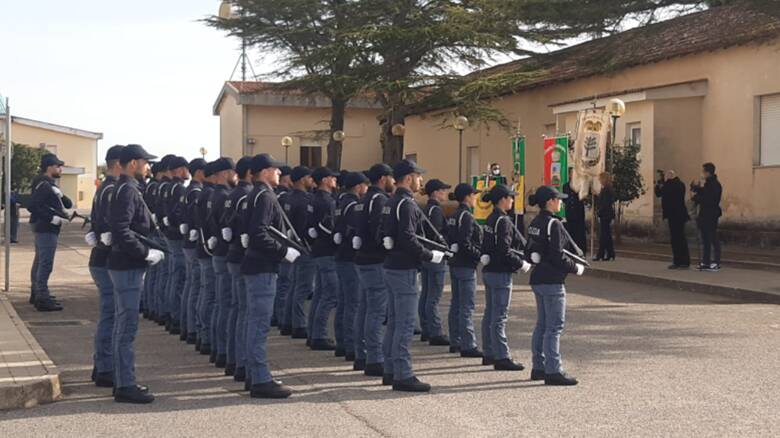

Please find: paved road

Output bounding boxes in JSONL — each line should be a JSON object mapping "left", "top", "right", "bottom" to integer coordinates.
{"left": 1, "top": 227, "right": 779, "bottom": 437}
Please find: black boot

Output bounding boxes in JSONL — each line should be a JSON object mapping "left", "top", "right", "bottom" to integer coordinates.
{"left": 334, "top": 347, "right": 346, "bottom": 358}
{"left": 353, "top": 359, "right": 366, "bottom": 371}
{"left": 233, "top": 367, "right": 246, "bottom": 382}
{"left": 364, "top": 362, "right": 384, "bottom": 377}
{"left": 382, "top": 374, "right": 394, "bottom": 386}
{"left": 544, "top": 372, "right": 578, "bottom": 386}
{"left": 392, "top": 376, "right": 431, "bottom": 393}
{"left": 493, "top": 358, "right": 525, "bottom": 371}
{"left": 199, "top": 343, "right": 211, "bottom": 355}
{"left": 215, "top": 354, "right": 227, "bottom": 368}
{"left": 250, "top": 380, "right": 292, "bottom": 399}
{"left": 225, "top": 363, "right": 236, "bottom": 376}
{"left": 344, "top": 351, "right": 356, "bottom": 362}
{"left": 114, "top": 385, "right": 155, "bottom": 404}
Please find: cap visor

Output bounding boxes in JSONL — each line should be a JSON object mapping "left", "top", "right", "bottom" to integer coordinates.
{"left": 557, "top": 192, "right": 569, "bottom": 200}
{"left": 143, "top": 152, "right": 158, "bottom": 161}
{"left": 267, "top": 157, "right": 285, "bottom": 168}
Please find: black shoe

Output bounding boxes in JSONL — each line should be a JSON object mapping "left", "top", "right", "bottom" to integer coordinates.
{"left": 353, "top": 359, "right": 366, "bottom": 371}
{"left": 291, "top": 328, "right": 307, "bottom": 339}
{"left": 250, "top": 380, "right": 292, "bottom": 399}
{"left": 156, "top": 315, "right": 166, "bottom": 326}
{"left": 179, "top": 329, "right": 187, "bottom": 341}
{"left": 91, "top": 366, "right": 97, "bottom": 382}
{"left": 187, "top": 333, "right": 197, "bottom": 345}
{"left": 225, "top": 363, "right": 236, "bottom": 376}
{"left": 334, "top": 347, "right": 346, "bottom": 357}
{"left": 382, "top": 374, "right": 394, "bottom": 386}
{"left": 111, "top": 384, "right": 149, "bottom": 396}
{"left": 94, "top": 372, "right": 114, "bottom": 388}
{"left": 280, "top": 325, "right": 292, "bottom": 336}
{"left": 364, "top": 363, "right": 384, "bottom": 377}
{"left": 428, "top": 335, "right": 450, "bottom": 346}
{"left": 35, "top": 299, "right": 63, "bottom": 312}
{"left": 449, "top": 346, "right": 461, "bottom": 354}
{"left": 306, "top": 338, "right": 312, "bottom": 347}
{"left": 493, "top": 358, "right": 525, "bottom": 371}
{"left": 270, "top": 317, "right": 279, "bottom": 328}
{"left": 195, "top": 338, "right": 202, "bottom": 351}
{"left": 165, "top": 319, "right": 172, "bottom": 332}
{"left": 200, "top": 343, "right": 211, "bottom": 355}
{"left": 310, "top": 339, "right": 337, "bottom": 351}
{"left": 530, "top": 369, "right": 546, "bottom": 381}
{"left": 170, "top": 322, "right": 181, "bottom": 335}
{"left": 244, "top": 375, "right": 252, "bottom": 392}
{"left": 345, "top": 352, "right": 356, "bottom": 362}
{"left": 215, "top": 354, "right": 227, "bottom": 368}
{"left": 413, "top": 328, "right": 422, "bottom": 335}
{"left": 482, "top": 357, "right": 496, "bottom": 366}
{"left": 114, "top": 385, "right": 155, "bottom": 404}
{"left": 233, "top": 367, "right": 246, "bottom": 382}
{"left": 460, "top": 348, "right": 483, "bottom": 358}
{"left": 29, "top": 294, "right": 36, "bottom": 305}
{"left": 696, "top": 263, "right": 709, "bottom": 271}
{"left": 420, "top": 333, "right": 429, "bottom": 342}
{"left": 545, "top": 372, "right": 578, "bottom": 386}
{"left": 392, "top": 376, "right": 431, "bottom": 393}
{"left": 209, "top": 350, "right": 217, "bottom": 363}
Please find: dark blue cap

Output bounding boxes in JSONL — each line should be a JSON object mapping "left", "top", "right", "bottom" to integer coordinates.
{"left": 337, "top": 169, "right": 350, "bottom": 187}
{"left": 291, "top": 166, "right": 312, "bottom": 182}
{"left": 344, "top": 171, "right": 369, "bottom": 188}
{"left": 158, "top": 154, "right": 177, "bottom": 171}
{"left": 166, "top": 156, "right": 189, "bottom": 171}
{"left": 424, "top": 179, "right": 451, "bottom": 195}
{"left": 454, "top": 183, "right": 479, "bottom": 201}
{"left": 528, "top": 185, "right": 567, "bottom": 207}
{"left": 280, "top": 165, "right": 293, "bottom": 177}
{"left": 40, "top": 153, "right": 64, "bottom": 169}
{"left": 104, "top": 145, "right": 124, "bottom": 162}
{"left": 312, "top": 167, "right": 339, "bottom": 183}
{"left": 250, "top": 153, "right": 285, "bottom": 173}
{"left": 188, "top": 158, "right": 207, "bottom": 174}
{"left": 367, "top": 163, "right": 393, "bottom": 183}
{"left": 120, "top": 144, "right": 157, "bottom": 165}
{"left": 236, "top": 156, "right": 252, "bottom": 178}
{"left": 393, "top": 159, "right": 425, "bottom": 179}
{"left": 205, "top": 157, "right": 234, "bottom": 177}
{"left": 483, "top": 184, "right": 519, "bottom": 204}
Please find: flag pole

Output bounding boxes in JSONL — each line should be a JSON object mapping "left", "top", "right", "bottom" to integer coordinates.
{"left": 3, "top": 97, "right": 11, "bottom": 292}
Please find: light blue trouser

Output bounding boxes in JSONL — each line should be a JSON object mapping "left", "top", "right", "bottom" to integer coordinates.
{"left": 280, "top": 262, "right": 295, "bottom": 328}
{"left": 165, "top": 239, "right": 185, "bottom": 323}
{"left": 292, "top": 255, "right": 315, "bottom": 330}
{"left": 108, "top": 268, "right": 144, "bottom": 388}
{"left": 358, "top": 264, "right": 387, "bottom": 365}
{"left": 421, "top": 262, "right": 446, "bottom": 338}
{"left": 244, "top": 273, "right": 277, "bottom": 385}
{"left": 335, "top": 261, "right": 359, "bottom": 353}
{"left": 31, "top": 231, "right": 58, "bottom": 301}
{"left": 183, "top": 248, "right": 201, "bottom": 337}
{"left": 213, "top": 256, "right": 232, "bottom": 356}
{"left": 448, "top": 269, "right": 461, "bottom": 348}
{"left": 227, "top": 262, "right": 244, "bottom": 367}
{"left": 197, "top": 257, "right": 216, "bottom": 345}
{"left": 451, "top": 267, "right": 477, "bottom": 350}
{"left": 384, "top": 269, "right": 419, "bottom": 381}
{"left": 90, "top": 266, "right": 114, "bottom": 374}
{"left": 312, "top": 256, "right": 339, "bottom": 340}
{"left": 274, "top": 261, "right": 292, "bottom": 324}
{"left": 483, "top": 272, "right": 513, "bottom": 360}
{"left": 531, "top": 284, "right": 566, "bottom": 374}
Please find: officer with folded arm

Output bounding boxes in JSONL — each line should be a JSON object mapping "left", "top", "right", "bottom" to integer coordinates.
{"left": 181, "top": 159, "right": 207, "bottom": 346}
{"left": 107, "top": 144, "right": 161, "bottom": 404}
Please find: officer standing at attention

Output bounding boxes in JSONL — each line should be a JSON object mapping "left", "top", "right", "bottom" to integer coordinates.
{"left": 181, "top": 159, "right": 206, "bottom": 346}
{"left": 420, "top": 179, "right": 451, "bottom": 346}
{"left": 108, "top": 144, "right": 162, "bottom": 404}
{"left": 446, "top": 183, "right": 483, "bottom": 359}
{"left": 481, "top": 184, "right": 531, "bottom": 371}
{"left": 241, "top": 153, "right": 297, "bottom": 399}
{"left": 27, "top": 152, "right": 72, "bottom": 312}
{"left": 161, "top": 156, "right": 190, "bottom": 336}
{"left": 284, "top": 166, "right": 315, "bottom": 340}
{"left": 223, "top": 157, "right": 253, "bottom": 380}
{"left": 526, "top": 185, "right": 583, "bottom": 386}
{"left": 272, "top": 165, "right": 294, "bottom": 328}
{"left": 308, "top": 167, "right": 341, "bottom": 351}
{"left": 381, "top": 159, "right": 446, "bottom": 392}
{"left": 153, "top": 155, "right": 175, "bottom": 327}
{"left": 334, "top": 171, "right": 369, "bottom": 362}
{"left": 353, "top": 163, "right": 394, "bottom": 376}
{"left": 195, "top": 162, "right": 217, "bottom": 357}
{"left": 85, "top": 145, "right": 124, "bottom": 387}
{"left": 206, "top": 158, "right": 237, "bottom": 370}
{"left": 141, "top": 162, "right": 161, "bottom": 321}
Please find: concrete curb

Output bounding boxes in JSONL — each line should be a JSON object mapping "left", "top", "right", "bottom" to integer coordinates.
{"left": 0, "top": 294, "right": 62, "bottom": 411}
{"left": 588, "top": 267, "right": 780, "bottom": 304}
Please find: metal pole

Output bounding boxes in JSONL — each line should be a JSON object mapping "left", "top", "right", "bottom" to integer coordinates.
{"left": 458, "top": 129, "right": 463, "bottom": 182}
{"left": 590, "top": 193, "right": 595, "bottom": 261}
{"left": 610, "top": 115, "right": 618, "bottom": 173}
{"left": 4, "top": 98, "right": 11, "bottom": 291}
{"left": 285, "top": 146, "right": 289, "bottom": 164}
{"left": 241, "top": 39, "right": 247, "bottom": 82}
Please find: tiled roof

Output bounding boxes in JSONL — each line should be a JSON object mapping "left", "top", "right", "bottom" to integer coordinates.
{"left": 227, "top": 81, "right": 377, "bottom": 100}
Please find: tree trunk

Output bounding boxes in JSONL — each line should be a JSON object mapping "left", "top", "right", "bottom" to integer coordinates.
{"left": 381, "top": 109, "right": 406, "bottom": 165}
{"left": 326, "top": 97, "right": 347, "bottom": 170}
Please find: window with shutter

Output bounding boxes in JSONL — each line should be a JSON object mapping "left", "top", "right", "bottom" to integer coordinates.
{"left": 760, "top": 93, "right": 780, "bottom": 166}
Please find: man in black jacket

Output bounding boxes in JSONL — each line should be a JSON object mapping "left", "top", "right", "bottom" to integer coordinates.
{"left": 181, "top": 159, "right": 206, "bottom": 345}
{"left": 655, "top": 170, "right": 690, "bottom": 269}
{"left": 283, "top": 166, "right": 315, "bottom": 339}
{"left": 162, "top": 156, "right": 190, "bottom": 335}
{"left": 691, "top": 162, "right": 723, "bottom": 271}
{"left": 107, "top": 144, "right": 161, "bottom": 404}
{"left": 196, "top": 163, "right": 217, "bottom": 356}
{"left": 27, "top": 153, "right": 72, "bottom": 311}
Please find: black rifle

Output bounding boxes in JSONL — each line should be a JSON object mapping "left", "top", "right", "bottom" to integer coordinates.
{"left": 48, "top": 207, "right": 91, "bottom": 229}
{"left": 415, "top": 234, "right": 454, "bottom": 258}
{"left": 132, "top": 230, "right": 170, "bottom": 254}
{"left": 269, "top": 225, "right": 310, "bottom": 256}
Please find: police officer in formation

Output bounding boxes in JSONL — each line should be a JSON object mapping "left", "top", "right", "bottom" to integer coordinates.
{"left": 181, "top": 159, "right": 207, "bottom": 345}
{"left": 284, "top": 166, "right": 315, "bottom": 339}
{"left": 272, "top": 165, "right": 293, "bottom": 328}
{"left": 160, "top": 156, "right": 190, "bottom": 336}
{"left": 420, "top": 179, "right": 451, "bottom": 347}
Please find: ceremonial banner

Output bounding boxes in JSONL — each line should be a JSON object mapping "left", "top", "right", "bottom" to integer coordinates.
{"left": 473, "top": 174, "right": 506, "bottom": 223}
{"left": 543, "top": 135, "right": 569, "bottom": 217}
{"left": 511, "top": 136, "right": 525, "bottom": 214}
{"left": 570, "top": 109, "right": 610, "bottom": 200}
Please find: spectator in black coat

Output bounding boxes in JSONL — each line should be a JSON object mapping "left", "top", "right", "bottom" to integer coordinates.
{"left": 562, "top": 180, "right": 587, "bottom": 254}
{"left": 691, "top": 162, "right": 723, "bottom": 271}
{"left": 655, "top": 170, "right": 690, "bottom": 269}
{"left": 594, "top": 172, "right": 615, "bottom": 261}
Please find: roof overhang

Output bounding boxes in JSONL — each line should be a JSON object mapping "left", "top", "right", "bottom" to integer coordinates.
{"left": 0, "top": 115, "right": 103, "bottom": 140}
{"left": 550, "top": 80, "right": 709, "bottom": 114}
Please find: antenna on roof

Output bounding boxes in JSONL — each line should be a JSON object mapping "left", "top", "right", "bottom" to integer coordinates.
{"left": 219, "top": 1, "right": 258, "bottom": 82}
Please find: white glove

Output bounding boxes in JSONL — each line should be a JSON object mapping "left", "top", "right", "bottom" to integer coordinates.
{"left": 100, "top": 232, "right": 113, "bottom": 246}
{"left": 530, "top": 252, "right": 542, "bottom": 264}
{"left": 50, "top": 216, "right": 65, "bottom": 226}
{"left": 382, "top": 236, "right": 394, "bottom": 250}
{"left": 308, "top": 228, "right": 318, "bottom": 239}
{"left": 151, "top": 214, "right": 158, "bottom": 225}
{"left": 284, "top": 247, "right": 301, "bottom": 263}
{"left": 333, "top": 232, "right": 343, "bottom": 245}
{"left": 450, "top": 243, "right": 459, "bottom": 253}
{"left": 188, "top": 229, "right": 199, "bottom": 242}
{"left": 430, "top": 250, "right": 445, "bottom": 264}
{"left": 179, "top": 223, "right": 189, "bottom": 235}
{"left": 521, "top": 260, "right": 532, "bottom": 273}
{"left": 480, "top": 254, "right": 491, "bottom": 265}
{"left": 207, "top": 236, "right": 217, "bottom": 250}
{"left": 84, "top": 231, "right": 98, "bottom": 247}
{"left": 162, "top": 216, "right": 170, "bottom": 227}
{"left": 145, "top": 249, "right": 165, "bottom": 266}
{"left": 52, "top": 186, "right": 63, "bottom": 198}
{"left": 575, "top": 263, "right": 585, "bottom": 276}
{"left": 352, "top": 236, "right": 362, "bottom": 250}
{"left": 221, "top": 227, "right": 233, "bottom": 242}
{"left": 240, "top": 233, "right": 249, "bottom": 248}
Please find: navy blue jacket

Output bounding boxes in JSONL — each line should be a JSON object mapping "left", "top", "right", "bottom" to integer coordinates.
{"left": 334, "top": 192, "right": 361, "bottom": 262}
{"left": 226, "top": 181, "right": 253, "bottom": 264}
{"left": 382, "top": 187, "right": 433, "bottom": 270}
{"left": 206, "top": 184, "right": 231, "bottom": 257}
{"left": 107, "top": 175, "right": 154, "bottom": 271}
{"left": 482, "top": 208, "right": 525, "bottom": 273}
{"left": 527, "top": 210, "right": 579, "bottom": 284}
{"left": 282, "top": 188, "right": 313, "bottom": 248}
{"left": 27, "top": 175, "right": 73, "bottom": 234}
{"left": 241, "top": 182, "right": 288, "bottom": 275}
{"left": 88, "top": 175, "right": 116, "bottom": 268}
{"left": 163, "top": 177, "right": 186, "bottom": 240}
{"left": 181, "top": 181, "right": 203, "bottom": 250}
{"left": 195, "top": 182, "right": 215, "bottom": 259}
{"left": 310, "top": 189, "right": 337, "bottom": 257}
{"left": 354, "top": 186, "right": 390, "bottom": 266}
{"left": 447, "top": 203, "right": 482, "bottom": 269}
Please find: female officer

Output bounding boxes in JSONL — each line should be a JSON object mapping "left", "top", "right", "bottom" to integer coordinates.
{"left": 420, "top": 179, "right": 451, "bottom": 346}
{"left": 480, "top": 184, "right": 530, "bottom": 371}
{"left": 526, "top": 185, "right": 584, "bottom": 386}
